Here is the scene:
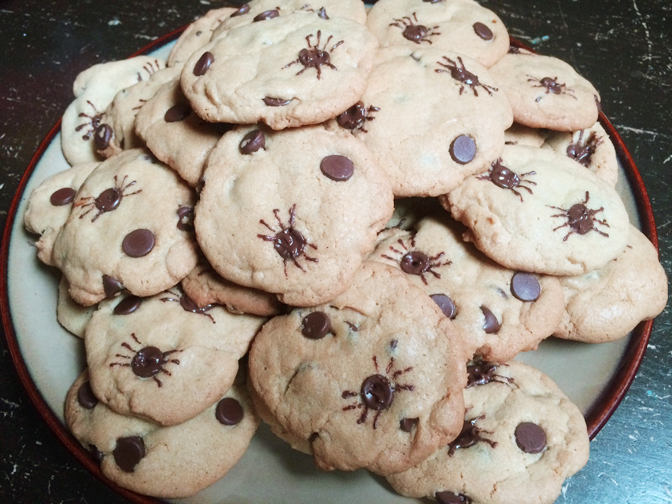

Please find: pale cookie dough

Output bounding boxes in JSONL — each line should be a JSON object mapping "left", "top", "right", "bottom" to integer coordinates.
{"left": 65, "top": 370, "right": 258, "bottom": 499}
{"left": 337, "top": 46, "right": 512, "bottom": 197}
{"left": 61, "top": 57, "right": 166, "bottom": 165}
{"left": 443, "top": 145, "right": 630, "bottom": 276}
{"left": 85, "top": 290, "right": 264, "bottom": 426}
{"left": 369, "top": 213, "right": 565, "bottom": 362}
{"left": 554, "top": 225, "right": 668, "bottom": 343}
{"left": 181, "top": 11, "right": 378, "bottom": 129}
{"left": 23, "top": 161, "right": 99, "bottom": 266}
{"left": 489, "top": 51, "right": 600, "bottom": 131}
{"left": 386, "top": 360, "right": 590, "bottom": 504}
{"left": 195, "top": 125, "right": 394, "bottom": 307}
{"left": 367, "top": 0, "right": 509, "bottom": 67}
{"left": 248, "top": 262, "right": 468, "bottom": 475}
{"left": 51, "top": 148, "right": 199, "bottom": 305}
{"left": 543, "top": 121, "right": 618, "bottom": 187}
{"left": 505, "top": 122, "right": 547, "bottom": 148}
{"left": 57, "top": 276, "right": 96, "bottom": 338}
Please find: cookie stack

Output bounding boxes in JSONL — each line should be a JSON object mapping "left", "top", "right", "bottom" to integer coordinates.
{"left": 23, "top": 0, "right": 667, "bottom": 502}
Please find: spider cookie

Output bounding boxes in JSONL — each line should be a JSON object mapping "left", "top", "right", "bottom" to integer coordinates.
{"left": 489, "top": 51, "right": 601, "bottom": 131}
{"left": 51, "top": 148, "right": 199, "bottom": 306}
{"left": 61, "top": 57, "right": 166, "bottom": 165}
{"left": 370, "top": 214, "right": 564, "bottom": 362}
{"left": 180, "top": 11, "right": 378, "bottom": 129}
{"left": 543, "top": 121, "right": 618, "bottom": 187}
{"left": 65, "top": 370, "right": 258, "bottom": 499}
{"left": 23, "top": 161, "right": 99, "bottom": 266}
{"left": 340, "top": 46, "right": 512, "bottom": 197}
{"left": 386, "top": 360, "right": 590, "bottom": 504}
{"left": 248, "top": 262, "right": 468, "bottom": 475}
{"left": 181, "top": 260, "right": 285, "bottom": 317}
{"left": 85, "top": 290, "right": 264, "bottom": 426}
{"left": 443, "top": 145, "right": 630, "bottom": 275}
{"left": 195, "top": 125, "right": 394, "bottom": 307}
{"left": 555, "top": 225, "right": 667, "bottom": 343}
{"left": 134, "top": 77, "right": 232, "bottom": 187}
{"left": 367, "top": 0, "right": 509, "bottom": 67}
{"left": 57, "top": 277, "right": 96, "bottom": 338}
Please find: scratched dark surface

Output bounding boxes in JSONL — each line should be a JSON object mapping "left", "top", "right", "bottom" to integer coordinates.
{"left": 0, "top": 0, "right": 670, "bottom": 503}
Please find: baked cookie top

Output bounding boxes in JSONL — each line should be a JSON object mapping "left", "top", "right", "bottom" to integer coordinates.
{"left": 386, "top": 360, "right": 590, "bottom": 504}
{"left": 367, "top": 0, "right": 509, "bottom": 67}
{"left": 180, "top": 11, "right": 378, "bottom": 129}
{"left": 195, "top": 125, "right": 394, "bottom": 307}
{"left": 248, "top": 261, "right": 468, "bottom": 475}
{"left": 443, "top": 145, "right": 630, "bottom": 275}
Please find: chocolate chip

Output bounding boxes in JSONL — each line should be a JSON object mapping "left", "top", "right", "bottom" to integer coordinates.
{"left": 122, "top": 229, "right": 155, "bottom": 257}
{"left": 94, "top": 124, "right": 113, "bottom": 151}
{"left": 253, "top": 9, "right": 279, "bottom": 22}
{"left": 423, "top": 0, "right": 444, "bottom": 3}
{"left": 178, "top": 293, "right": 212, "bottom": 317}
{"left": 320, "top": 155, "right": 354, "bottom": 181}
{"left": 361, "top": 374, "right": 394, "bottom": 410}
{"left": 337, "top": 102, "right": 367, "bottom": 130}
{"left": 215, "top": 397, "right": 244, "bottom": 425}
{"left": 473, "top": 22, "right": 494, "bottom": 41}
{"left": 515, "top": 422, "right": 546, "bottom": 453}
{"left": 263, "top": 96, "right": 291, "bottom": 107}
{"left": 431, "top": 293, "right": 456, "bottom": 319}
{"left": 450, "top": 135, "right": 476, "bottom": 164}
{"left": 164, "top": 103, "right": 191, "bottom": 123}
{"left": 50, "top": 187, "right": 76, "bottom": 206}
{"left": 96, "top": 187, "right": 122, "bottom": 213}
{"left": 510, "top": 272, "right": 541, "bottom": 301}
{"left": 231, "top": 4, "right": 249, "bottom": 17}
{"left": 467, "top": 361, "right": 502, "bottom": 387}
{"left": 400, "top": 417, "right": 418, "bottom": 432}
{"left": 239, "top": 129, "right": 265, "bottom": 154}
{"left": 102, "top": 275, "right": 124, "bottom": 298}
{"left": 274, "top": 228, "right": 306, "bottom": 259}
{"left": 435, "top": 491, "right": 471, "bottom": 504}
{"left": 301, "top": 311, "right": 332, "bottom": 339}
{"left": 77, "top": 381, "right": 98, "bottom": 410}
{"left": 88, "top": 444, "right": 104, "bottom": 463}
{"left": 480, "top": 305, "right": 500, "bottom": 333}
{"left": 176, "top": 206, "right": 194, "bottom": 231}
{"left": 113, "top": 295, "right": 142, "bottom": 315}
{"left": 131, "top": 346, "right": 164, "bottom": 377}
{"left": 400, "top": 251, "right": 429, "bottom": 276}
{"left": 317, "top": 7, "right": 329, "bottom": 19}
{"left": 193, "top": 51, "right": 214, "bottom": 76}
{"left": 113, "top": 436, "right": 145, "bottom": 472}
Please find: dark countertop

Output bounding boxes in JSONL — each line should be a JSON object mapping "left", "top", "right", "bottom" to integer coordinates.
{"left": 1, "top": 1, "right": 670, "bottom": 502}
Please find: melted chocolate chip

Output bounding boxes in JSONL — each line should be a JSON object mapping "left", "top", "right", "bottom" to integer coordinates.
{"left": 431, "top": 293, "right": 456, "bottom": 319}
{"left": 491, "top": 160, "right": 520, "bottom": 189}
{"left": 240, "top": 129, "right": 265, "bottom": 154}
{"left": 50, "top": 187, "right": 76, "bottom": 206}
{"left": 176, "top": 206, "right": 194, "bottom": 231}
{"left": 400, "top": 417, "right": 419, "bottom": 432}
{"left": 263, "top": 96, "right": 291, "bottom": 107}
{"left": 94, "top": 124, "right": 113, "bottom": 151}
{"left": 567, "top": 203, "right": 594, "bottom": 234}
{"left": 102, "top": 275, "right": 124, "bottom": 298}
{"left": 253, "top": 9, "right": 279, "bottom": 22}
{"left": 320, "top": 155, "right": 354, "bottom": 181}
{"left": 337, "top": 102, "right": 367, "bottom": 130}
{"left": 448, "top": 416, "right": 497, "bottom": 455}
{"left": 403, "top": 24, "right": 429, "bottom": 43}
{"left": 400, "top": 251, "right": 430, "bottom": 275}
{"left": 274, "top": 228, "right": 307, "bottom": 259}
{"left": 77, "top": 381, "right": 98, "bottom": 409}
{"left": 215, "top": 397, "right": 244, "bottom": 425}
{"left": 361, "top": 374, "right": 394, "bottom": 411}
{"left": 435, "top": 491, "right": 472, "bottom": 504}
{"left": 96, "top": 187, "right": 122, "bottom": 213}
{"left": 423, "top": 0, "right": 444, "bottom": 3}
{"left": 113, "top": 436, "right": 145, "bottom": 472}
{"left": 193, "top": 51, "right": 214, "bottom": 76}
{"left": 301, "top": 311, "right": 332, "bottom": 339}
{"left": 467, "top": 361, "right": 503, "bottom": 387}
{"left": 449, "top": 135, "right": 476, "bottom": 164}
{"left": 231, "top": 4, "right": 249, "bottom": 17}
{"left": 88, "top": 444, "right": 104, "bottom": 463}
{"left": 473, "top": 22, "right": 494, "bottom": 41}
{"left": 122, "top": 229, "right": 155, "bottom": 257}
{"left": 540, "top": 77, "right": 563, "bottom": 94}
{"left": 131, "top": 346, "right": 164, "bottom": 378}
{"left": 113, "top": 295, "right": 142, "bottom": 315}
{"left": 480, "top": 306, "right": 500, "bottom": 334}
{"left": 317, "top": 7, "right": 329, "bottom": 19}
{"left": 164, "top": 103, "right": 191, "bottom": 122}
{"left": 179, "top": 293, "right": 212, "bottom": 316}
{"left": 511, "top": 272, "right": 541, "bottom": 301}
{"left": 515, "top": 422, "right": 546, "bottom": 453}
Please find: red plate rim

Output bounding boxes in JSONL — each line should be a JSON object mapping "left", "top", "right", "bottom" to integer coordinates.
{"left": 0, "top": 32, "right": 658, "bottom": 504}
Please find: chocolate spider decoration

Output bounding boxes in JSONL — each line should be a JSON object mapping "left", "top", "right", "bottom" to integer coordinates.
{"left": 381, "top": 235, "right": 451, "bottom": 285}
{"left": 283, "top": 30, "right": 343, "bottom": 80}
{"left": 160, "top": 290, "right": 215, "bottom": 323}
{"left": 436, "top": 56, "right": 497, "bottom": 96}
{"left": 548, "top": 191, "right": 610, "bottom": 241}
{"left": 342, "top": 350, "right": 415, "bottom": 429}
{"left": 76, "top": 100, "right": 103, "bottom": 141}
{"left": 109, "top": 332, "right": 181, "bottom": 388}
{"left": 299, "top": 3, "right": 329, "bottom": 19}
{"left": 527, "top": 75, "right": 576, "bottom": 100}
{"left": 566, "top": 130, "right": 603, "bottom": 168}
{"left": 466, "top": 361, "right": 513, "bottom": 388}
{"left": 257, "top": 204, "right": 318, "bottom": 275}
{"left": 137, "top": 59, "right": 161, "bottom": 82}
{"left": 390, "top": 12, "right": 440, "bottom": 44}
{"left": 477, "top": 158, "right": 536, "bottom": 202}
{"left": 336, "top": 101, "right": 380, "bottom": 134}
{"left": 448, "top": 415, "right": 497, "bottom": 456}
{"left": 74, "top": 174, "right": 141, "bottom": 222}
